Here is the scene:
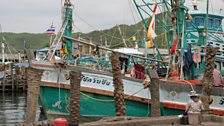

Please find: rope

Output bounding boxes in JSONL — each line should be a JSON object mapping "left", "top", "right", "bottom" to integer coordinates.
{"left": 50, "top": 19, "right": 68, "bottom": 61}
{"left": 108, "top": 28, "right": 117, "bottom": 47}
{"left": 128, "top": 0, "right": 137, "bottom": 24}
{"left": 81, "top": 92, "right": 114, "bottom": 102}
{"left": 74, "top": 11, "right": 128, "bottom": 41}
{"left": 6, "top": 43, "right": 16, "bottom": 62}
{"left": 80, "top": 86, "right": 146, "bottom": 103}
{"left": 57, "top": 68, "right": 61, "bottom": 102}
{"left": 178, "top": 80, "right": 195, "bottom": 92}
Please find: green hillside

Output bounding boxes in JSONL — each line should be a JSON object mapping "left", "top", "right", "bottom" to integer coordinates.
{"left": 1, "top": 13, "right": 170, "bottom": 53}
{"left": 1, "top": 32, "right": 51, "bottom": 53}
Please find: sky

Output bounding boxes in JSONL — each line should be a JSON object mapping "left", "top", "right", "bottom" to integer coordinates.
{"left": 0, "top": 0, "right": 223, "bottom": 33}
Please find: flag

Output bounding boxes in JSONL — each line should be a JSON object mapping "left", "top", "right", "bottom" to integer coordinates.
{"left": 46, "top": 24, "right": 55, "bottom": 34}
{"left": 170, "top": 36, "right": 179, "bottom": 55}
{"left": 141, "top": 38, "right": 146, "bottom": 47}
{"left": 132, "top": 36, "right": 136, "bottom": 41}
{"left": 145, "top": 4, "right": 157, "bottom": 48}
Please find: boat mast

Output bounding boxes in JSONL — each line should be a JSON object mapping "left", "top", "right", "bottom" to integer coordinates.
{"left": 2, "top": 42, "right": 5, "bottom": 64}
{"left": 0, "top": 24, "right": 5, "bottom": 64}
{"left": 205, "top": 0, "right": 209, "bottom": 44}
{"left": 63, "top": 0, "right": 73, "bottom": 60}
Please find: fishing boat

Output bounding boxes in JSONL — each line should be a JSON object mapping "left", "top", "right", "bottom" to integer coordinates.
{"left": 27, "top": 0, "right": 224, "bottom": 118}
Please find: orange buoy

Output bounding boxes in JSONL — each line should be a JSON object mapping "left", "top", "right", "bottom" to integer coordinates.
{"left": 54, "top": 118, "right": 68, "bottom": 126}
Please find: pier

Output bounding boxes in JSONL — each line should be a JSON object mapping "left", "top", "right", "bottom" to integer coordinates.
{"left": 0, "top": 63, "right": 28, "bottom": 92}
{"left": 0, "top": 79, "right": 27, "bottom": 91}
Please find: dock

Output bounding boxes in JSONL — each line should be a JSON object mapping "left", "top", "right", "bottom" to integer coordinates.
{"left": 0, "top": 62, "right": 28, "bottom": 92}
{"left": 0, "top": 79, "right": 27, "bottom": 91}
{"left": 16, "top": 114, "right": 224, "bottom": 126}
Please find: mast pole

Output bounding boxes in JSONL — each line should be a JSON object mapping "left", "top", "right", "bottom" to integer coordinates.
{"left": 50, "top": 34, "right": 53, "bottom": 46}
{"left": 0, "top": 24, "right": 5, "bottom": 64}
{"left": 1, "top": 41, "right": 5, "bottom": 64}
{"left": 205, "top": 0, "right": 209, "bottom": 44}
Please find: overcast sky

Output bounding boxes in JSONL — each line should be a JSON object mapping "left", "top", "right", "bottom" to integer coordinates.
{"left": 0, "top": 0, "right": 223, "bottom": 33}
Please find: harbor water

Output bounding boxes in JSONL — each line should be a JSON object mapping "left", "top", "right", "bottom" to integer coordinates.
{"left": 0, "top": 92, "right": 42, "bottom": 126}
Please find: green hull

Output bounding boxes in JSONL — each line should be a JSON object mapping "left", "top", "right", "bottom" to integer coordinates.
{"left": 39, "top": 86, "right": 184, "bottom": 117}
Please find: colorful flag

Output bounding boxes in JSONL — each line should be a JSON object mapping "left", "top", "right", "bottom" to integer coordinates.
{"left": 170, "top": 36, "right": 179, "bottom": 55}
{"left": 46, "top": 24, "right": 55, "bottom": 34}
{"left": 132, "top": 36, "right": 136, "bottom": 41}
{"left": 145, "top": 4, "right": 157, "bottom": 48}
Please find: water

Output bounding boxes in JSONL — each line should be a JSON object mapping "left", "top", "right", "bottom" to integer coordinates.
{"left": 0, "top": 92, "right": 42, "bottom": 126}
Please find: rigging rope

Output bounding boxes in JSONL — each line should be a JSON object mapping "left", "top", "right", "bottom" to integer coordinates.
{"left": 80, "top": 86, "right": 147, "bottom": 103}
{"left": 108, "top": 28, "right": 117, "bottom": 47}
{"left": 74, "top": 11, "right": 133, "bottom": 41}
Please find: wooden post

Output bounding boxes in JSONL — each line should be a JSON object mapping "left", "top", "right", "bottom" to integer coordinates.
{"left": 25, "top": 67, "right": 43, "bottom": 123}
{"left": 147, "top": 68, "right": 161, "bottom": 117}
{"left": 15, "top": 66, "right": 19, "bottom": 91}
{"left": 110, "top": 53, "right": 126, "bottom": 116}
{"left": 201, "top": 46, "right": 217, "bottom": 111}
{"left": 24, "top": 67, "right": 28, "bottom": 90}
{"left": 70, "top": 71, "right": 81, "bottom": 126}
{"left": 2, "top": 64, "right": 5, "bottom": 92}
{"left": 16, "top": 67, "right": 19, "bottom": 91}
{"left": 11, "top": 63, "right": 14, "bottom": 92}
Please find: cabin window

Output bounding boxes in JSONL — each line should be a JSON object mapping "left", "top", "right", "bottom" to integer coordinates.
{"left": 195, "top": 17, "right": 204, "bottom": 27}
{"left": 214, "top": 19, "right": 221, "bottom": 29}
{"left": 208, "top": 18, "right": 213, "bottom": 29}
{"left": 191, "top": 40, "right": 196, "bottom": 43}
{"left": 186, "top": 22, "right": 193, "bottom": 28}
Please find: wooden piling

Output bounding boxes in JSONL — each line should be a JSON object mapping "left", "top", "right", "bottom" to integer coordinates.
{"left": 201, "top": 46, "right": 217, "bottom": 111}
{"left": 11, "top": 63, "right": 14, "bottom": 92}
{"left": 15, "top": 66, "right": 19, "bottom": 91}
{"left": 3, "top": 64, "right": 5, "bottom": 92}
{"left": 70, "top": 70, "right": 81, "bottom": 126}
{"left": 23, "top": 67, "right": 28, "bottom": 90}
{"left": 147, "top": 68, "right": 161, "bottom": 117}
{"left": 110, "top": 53, "right": 126, "bottom": 116}
{"left": 25, "top": 67, "right": 43, "bottom": 123}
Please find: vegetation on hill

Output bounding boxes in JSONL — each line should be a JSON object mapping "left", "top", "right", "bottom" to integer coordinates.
{"left": 1, "top": 13, "right": 170, "bottom": 53}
